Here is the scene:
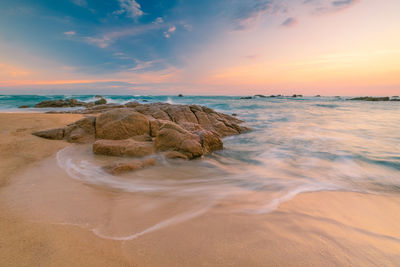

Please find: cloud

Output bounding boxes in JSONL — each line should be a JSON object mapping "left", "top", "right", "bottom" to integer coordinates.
{"left": 232, "top": 0, "right": 274, "bottom": 30}
{"left": 85, "top": 23, "right": 163, "bottom": 48}
{"left": 281, "top": 17, "right": 298, "bottom": 27}
{"left": 163, "top": 26, "right": 176, "bottom": 38}
{"left": 64, "top": 31, "right": 76, "bottom": 36}
{"left": 113, "top": 0, "right": 143, "bottom": 19}
{"left": 153, "top": 17, "right": 164, "bottom": 24}
{"left": 332, "top": 0, "right": 356, "bottom": 7}
{"left": 70, "top": 0, "right": 87, "bottom": 8}
{"left": 304, "top": 0, "right": 360, "bottom": 14}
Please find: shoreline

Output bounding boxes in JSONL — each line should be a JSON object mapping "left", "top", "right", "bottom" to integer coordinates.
{"left": 1, "top": 112, "right": 400, "bottom": 266}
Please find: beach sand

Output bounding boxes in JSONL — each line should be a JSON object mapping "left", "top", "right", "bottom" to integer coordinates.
{"left": 1, "top": 113, "right": 399, "bottom": 266}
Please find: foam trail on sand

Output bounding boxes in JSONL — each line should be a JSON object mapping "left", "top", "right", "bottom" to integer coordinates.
{"left": 246, "top": 183, "right": 340, "bottom": 214}
{"left": 92, "top": 203, "right": 214, "bottom": 240}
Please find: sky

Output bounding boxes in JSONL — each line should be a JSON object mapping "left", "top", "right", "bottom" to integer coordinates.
{"left": 0, "top": 0, "right": 399, "bottom": 95}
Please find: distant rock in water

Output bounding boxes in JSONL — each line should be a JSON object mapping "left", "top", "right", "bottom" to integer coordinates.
{"left": 254, "top": 94, "right": 267, "bottom": 98}
{"left": 94, "top": 97, "right": 107, "bottom": 105}
{"left": 315, "top": 95, "right": 321, "bottom": 97}
{"left": 240, "top": 96, "right": 252, "bottom": 99}
{"left": 18, "top": 105, "right": 30, "bottom": 108}
{"left": 32, "top": 103, "right": 250, "bottom": 167}
{"left": 292, "top": 94, "right": 303, "bottom": 98}
{"left": 178, "top": 94, "right": 184, "bottom": 97}
{"left": 348, "top": 97, "right": 390, "bottom": 101}
{"left": 34, "top": 98, "right": 87, "bottom": 108}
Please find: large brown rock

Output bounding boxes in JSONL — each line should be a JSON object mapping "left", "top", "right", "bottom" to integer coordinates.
{"left": 95, "top": 109, "right": 150, "bottom": 140}
{"left": 64, "top": 116, "right": 96, "bottom": 143}
{"left": 33, "top": 102, "right": 250, "bottom": 161}
{"left": 154, "top": 121, "right": 204, "bottom": 159}
{"left": 93, "top": 139, "right": 154, "bottom": 157}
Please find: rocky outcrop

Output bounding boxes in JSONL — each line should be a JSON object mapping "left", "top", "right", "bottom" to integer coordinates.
{"left": 93, "top": 139, "right": 154, "bottom": 157}
{"left": 350, "top": 96, "right": 400, "bottom": 101}
{"left": 34, "top": 99, "right": 87, "bottom": 108}
{"left": 348, "top": 97, "right": 392, "bottom": 101}
{"left": 94, "top": 97, "right": 107, "bottom": 105}
{"left": 95, "top": 109, "right": 150, "bottom": 140}
{"left": 32, "top": 103, "right": 250, "bottom": 165}
{"left": 33, "top": 96, "right": 108, "bottom": 108}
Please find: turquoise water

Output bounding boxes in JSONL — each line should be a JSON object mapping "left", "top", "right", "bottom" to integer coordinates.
{"left": 2, "top": 94, "right": 400, "bottom": 213}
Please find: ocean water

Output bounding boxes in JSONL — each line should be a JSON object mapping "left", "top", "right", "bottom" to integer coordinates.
{"left": 2, "top": 94, "right": 400, "bottom": 239}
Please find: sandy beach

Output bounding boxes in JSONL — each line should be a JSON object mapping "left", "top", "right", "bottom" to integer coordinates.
{"left": 0, "top": 112, "right": 399, "bottom": 266}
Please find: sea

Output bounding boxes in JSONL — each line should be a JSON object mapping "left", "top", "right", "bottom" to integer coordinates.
{"left": 1, "top": 94, "right": 400, "bottom": 238}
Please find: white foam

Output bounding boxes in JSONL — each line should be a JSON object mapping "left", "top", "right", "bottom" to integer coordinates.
{"left": 92, "top": 203, "right": 214, "bottom": 241}
{"left": 246, "top": 183, "right": 339, "bottom": 214}
{"left": 166, "top": 97, "right": 175, "bottom": 104}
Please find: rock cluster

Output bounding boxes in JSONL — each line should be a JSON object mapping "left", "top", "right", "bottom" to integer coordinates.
{"left": 32, "top": 103, "right": 250, "bottom": 165}
{"left": 31, "top": 96, "right": 107, "bottom": 108}
{"left": 348, "top": 97, "right": 399, "bottom": 101}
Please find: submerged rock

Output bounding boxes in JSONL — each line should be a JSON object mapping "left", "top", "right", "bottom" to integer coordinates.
{"left": 18, "top": 105, "right": 30, "bottom": 108}
{"left": 103, "top": 158, "right": 156, "bottom": 175}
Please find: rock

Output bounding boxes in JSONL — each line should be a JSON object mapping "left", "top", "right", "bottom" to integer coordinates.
{"left": 103, "top": 158, "right": 156, "bottom": 175}
{"left": 94, "top": 97, "right": 107, "bottom": 105}
{"left": 164, "top": 151, "right": 189, "bottom": 160}
{"left": 34, "top": 98, "right": 87, "bottom": 108}
{"left": 349, "top": 97, "right": 390, "bottom": 101}
{"left": 254, "top": 94, "right": 267, "bottom": 98}
{"left": 95, "top": 95, "right": 102, "bottom": 98}
{"left": 64, "top": 116, "right": 96, "bottom": 143}
{"left": 154, "top": 121, "right": 204, "bottom": 159}
{"left": 32, "top": 128, "right": 64, "bottom": 140}
{"left": 18, "top": 105, "right": 30, "bottom": 108}
{"left": 232, "top": 113, "right": 238, "bottom": 116}
{"left": 315, "top": 95, "right": 321, "bottom": 97}
{"left": 95, "top": 109, "right": 150, "bottom": 140}
{"left": 292, "top": 94, "right": 303, "bottom": 98}
{"left": 196, "top": 130, "right": 223, "bottom": 153}
{"left": 93, "top": 139, "right": 154, "bottom": 157}
{"left": 33, "top": 102, "right": 250, "bottom": 161}
{"left": 240, "top": 96, "right": 252, "bottom": 99}
{"left": 178, "top": 94, "right": 184, "bottom": 97}
{"left": 269, "top": 95, "right": 276, "bottom": 98}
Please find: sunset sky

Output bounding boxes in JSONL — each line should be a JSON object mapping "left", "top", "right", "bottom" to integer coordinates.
{"left": 0, "top": 0, "right": 399, "bottom": 95}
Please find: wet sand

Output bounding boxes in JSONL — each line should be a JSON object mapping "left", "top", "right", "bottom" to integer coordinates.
{"left": 1, "top": 113, "right": 400, "bottom": 266}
